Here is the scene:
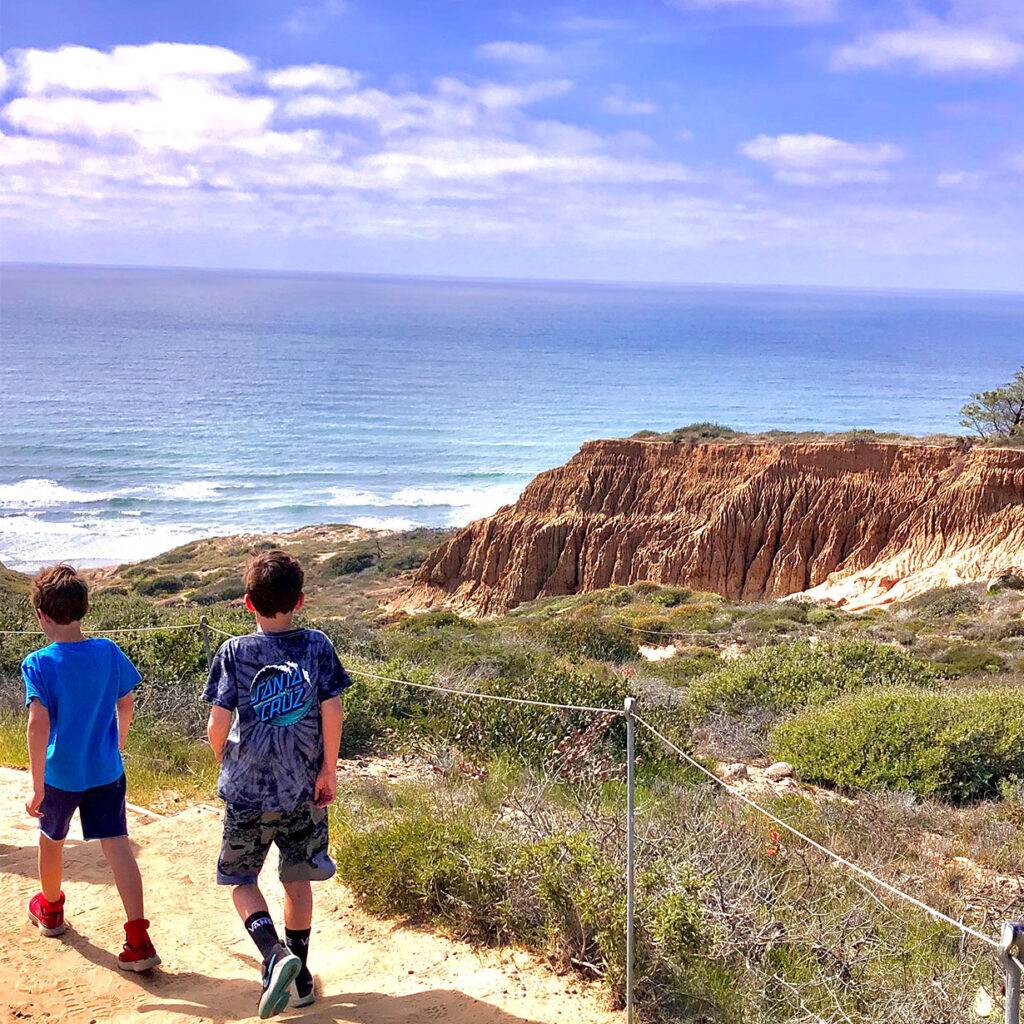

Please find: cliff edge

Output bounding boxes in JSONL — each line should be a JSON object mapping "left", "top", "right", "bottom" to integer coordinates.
{"left": 397, "top": 440, "right": 1024, "bottom": 617}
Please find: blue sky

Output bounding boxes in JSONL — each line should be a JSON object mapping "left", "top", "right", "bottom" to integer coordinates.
{"left": 1, "top": 1, "right": 1023, "bottom": 288}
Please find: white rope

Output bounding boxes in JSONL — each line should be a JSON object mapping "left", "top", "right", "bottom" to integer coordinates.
{"left": 198, "top": 626, "right": 622, "bottom": 714}
{"left": 633, "top": 713, "right": 1000, "bottom": 951}
{"left": 347, "top": 667, "right": 623, "bottom": 716}
{"left": 203, "top": 624, "right": 241, "bottom": 640}
{"left": 0, "top": 623, "right": 200, "bottom": 636}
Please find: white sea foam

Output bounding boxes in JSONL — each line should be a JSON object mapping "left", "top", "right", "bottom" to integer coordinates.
{"left": 327, "top": 487, "right": 391, "bottom": 507}
{"left": 0, "top": 477, "right": 234, "bottom": 510}
{"left": 0, "top": 513, "right": 226, "bottom": 573}
{"left": 0, "top": 478, "right": 119, "bottom": 509}
{"left": 152, "top": 481, "right": 225, "bottom": 501}
{"left": 350, "top": 515, "right": 421, "bottom": 532}
{"left": 327, "top": 483, "right": 523, "bottom": 525}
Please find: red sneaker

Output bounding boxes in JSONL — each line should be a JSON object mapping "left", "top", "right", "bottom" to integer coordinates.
{"left": 28, "top": 891, "right": 66, "bottom": 937}
{"left": 118, "top": 918, "right": 161, "bottom": 972}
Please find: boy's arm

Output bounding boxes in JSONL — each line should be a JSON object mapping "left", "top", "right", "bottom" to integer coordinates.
{"left": 314, "top": 697, "right": 343, "bottom": 807}
{"left": 25, "top": 699, "right": 49, "bottom": 818}
{"left": 207, "top": 705, "right": 232, "bottom": 763}
{"left": 116, "top": 692, "right": 134, "bottom": 750}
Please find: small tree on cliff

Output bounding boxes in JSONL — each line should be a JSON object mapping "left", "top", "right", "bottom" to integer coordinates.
{"left": 960, "top": 366, "right": 1024, "bottom": 441}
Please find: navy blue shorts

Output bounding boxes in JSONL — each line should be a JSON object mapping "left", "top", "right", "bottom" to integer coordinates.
{"left": 39, "top": 774, "right": 128, "bottom": 842}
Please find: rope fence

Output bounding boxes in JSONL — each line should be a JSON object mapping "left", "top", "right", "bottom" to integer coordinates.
{"left": 1, "top": 617, "right": 1020, "bottom": 1021}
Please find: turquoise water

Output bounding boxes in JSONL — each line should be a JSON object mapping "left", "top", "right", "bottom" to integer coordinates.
{"left": 1, "top": 263, "right": 1021, "bottom": 570}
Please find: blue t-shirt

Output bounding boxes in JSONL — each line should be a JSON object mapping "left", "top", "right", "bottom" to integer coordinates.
{"left": 22, "top": 638, "right": 142, "bottom": 792}
{"left": 202, "top": 628, "right": 352, "bottom": 812}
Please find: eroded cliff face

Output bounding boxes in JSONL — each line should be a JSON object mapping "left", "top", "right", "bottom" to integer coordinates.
{"left": 398, "top": 440, "right": 1024, "bottom": 617}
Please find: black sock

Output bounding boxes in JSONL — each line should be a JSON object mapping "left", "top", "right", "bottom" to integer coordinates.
{"left": 286, "top": 927, "right": 312, "bottom": 978}
{"left": 244, "top": 911, "right": 281, "bottom": 961}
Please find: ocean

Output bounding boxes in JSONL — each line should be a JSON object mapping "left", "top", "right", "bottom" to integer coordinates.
{"left": 1, "top": 263, "right": 1022, "bottom": 572}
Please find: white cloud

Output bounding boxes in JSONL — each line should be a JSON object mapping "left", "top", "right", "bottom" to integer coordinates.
{"left": 742, "top": 133, "right": 903, "bottom": 168}
{"left": 284, "top": 0, "right": 350, "bottom": 36}
{"left": 741, "top": 133, "right": 903, "bottom": 186}
{"left": 603, "top": 95, "right": 658, "bottom": 116}
{"left": 833, "top": 23, "right": 1024, "bottom": 73}
{"left": 281, "top": 77, "right": 573, "bottom": 136}
{"left": 2, "top": 42, "right": 1020, "bottom": 285}
{"left": 475, "top": 41, "right": 549, "bottom": 64}
{"left": 16, "top": 43, "right": 251, "bottom": 95}
{"left": 6, "top": 87, "right": 274, "bottom": 152}
{"left": 937, "top": 170, "right": 985, "bottom": 188}
{"left": 667, "top": 0, "right": 837, "bottom": 21}
{"left": 267, "top": 64, "right": 360, "bottom": 92}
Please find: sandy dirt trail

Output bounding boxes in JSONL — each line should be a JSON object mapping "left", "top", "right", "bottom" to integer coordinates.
{"left": 0, "top": 768, "right": 621, "bottom": 1024}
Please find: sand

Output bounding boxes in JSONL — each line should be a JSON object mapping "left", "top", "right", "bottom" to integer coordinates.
{"left": 0, "top": 767, "right": 621, "bottom": 1024}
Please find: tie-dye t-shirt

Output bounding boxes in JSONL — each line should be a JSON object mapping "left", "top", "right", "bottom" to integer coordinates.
{"left": 202, "top": 628, "right": 352, "bottom": 812}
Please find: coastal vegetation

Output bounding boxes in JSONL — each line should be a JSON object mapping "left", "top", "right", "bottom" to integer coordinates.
{"left": 1, "top": 530, "right": 1022, "bottom": 1021}
{"left": 960, "top": 365, "right": 1024, "bottom": 443}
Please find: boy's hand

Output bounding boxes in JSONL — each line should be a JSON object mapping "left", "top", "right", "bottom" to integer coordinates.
{"left": 25, "top": 787, "right": 44, "bottom": 819}
{"left": 314, "top": 764, "right": 337, "bottom": 807}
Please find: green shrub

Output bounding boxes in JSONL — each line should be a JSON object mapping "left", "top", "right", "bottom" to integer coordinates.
{"left": 772, "top": 687, "right": 1024, "bottom": 802}
{"left": 669, "top": 422, "right": 738, "bottom": 441}
{"left": 616, "top": 615, "right": 668, "bottom": 639}
{"left": 191, "top": 575, "right": 245, "bottom": 605}
{"left": 991, "top": 570, "right": 1024, "bottom": 592}
{"left": 391, "top": 609, "right": 476, "bottom": 632}
{"left": 688, "top": 639, "right": 937, "bottom": 716}
{"left": 332, "top": 795, "right": 707, "bottom": 1012}
{"left": 806, "top": 606, "right": 842, "bottom": 626}
{"left": 379, "top": 549, "right": 428, "bottom": 573}
{"left": 928, "top": 645, "right": 1006, "bottom": 678}
{"left": 324, "top": 551, "right": 377, "bottom": 576}
{"left": 544, "top": 619, "right": 636, "bottom": 663}
{"left": 910, "top": 586, "right": 982, "bottom": 618}
{"left": 650, "top": 586, "right": 692, "bottom": 608}
{"left": 333, "top": 812, "right": 509, "bottom": 934}
{"left": 741, "top": 604, "right": 808, "bottom": 634}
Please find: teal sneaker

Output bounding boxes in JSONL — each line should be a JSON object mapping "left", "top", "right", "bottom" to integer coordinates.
{"left": 259, "top": 944, "right": 301, "bottom": 1019}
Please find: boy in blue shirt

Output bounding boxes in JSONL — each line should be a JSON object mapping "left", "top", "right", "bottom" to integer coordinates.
{"left": 204, "top": 550, "right": 350, "bottom": 1019}
{"left": 23, "top": 563, "right": 159, "bottom": 971}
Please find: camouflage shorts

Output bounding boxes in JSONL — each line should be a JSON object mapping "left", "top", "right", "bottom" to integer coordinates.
{"left": 216, "top": 801, "right": 336, "bottom": 886}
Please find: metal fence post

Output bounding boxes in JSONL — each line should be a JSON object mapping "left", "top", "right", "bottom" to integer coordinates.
{"left": 624, "top": 696, "right": 636, "bottom": 1024}
{"left": 1000, "top": 922, "right": 1023, "bottom": 1024}
{"left": 199, "top": 615, "right": 213, "bottom": 674}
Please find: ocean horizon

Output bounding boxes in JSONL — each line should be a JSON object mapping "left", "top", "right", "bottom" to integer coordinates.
{"left": 2, "top": 262, "right": 1022, "bottom": 573}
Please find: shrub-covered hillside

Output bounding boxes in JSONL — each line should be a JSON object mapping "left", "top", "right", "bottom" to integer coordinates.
{"left": 1, "top": 537, "right": 1021, "bottom": 1022}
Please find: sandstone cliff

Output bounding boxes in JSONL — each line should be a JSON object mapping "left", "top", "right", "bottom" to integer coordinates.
{"left": 398, "top": 440, "right": 1024, "bottom": 617}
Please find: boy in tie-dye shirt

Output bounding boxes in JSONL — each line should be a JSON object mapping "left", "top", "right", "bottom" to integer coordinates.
{"left": 204, "top": 550, "right": 351, "bottom": 1019}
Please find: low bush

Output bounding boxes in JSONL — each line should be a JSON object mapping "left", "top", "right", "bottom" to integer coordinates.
{"left": 772, "top": 687, "right": 1024, "bottom": 801}
{"left": 332, "top": 792, "right": 708, "bottom": 1012}
{"left": 687, "top": 639, "right": 937, "bottom": 716}
{"left": 649, "top": 586, "right": 692, "bottom": 608}
{"left": 191, "top": 575, "right": 245, "bottom": 605}
{"left": 544, "top": 619, "right": 636, "bottom": 663}
{"left": 928, "top": 644, "right": 1006, "bottom": 677}
{"left": 910, "top": 586, "right": 982, "bottom": 618}
{"left": 324, "top": 550, "right": 378, "bottom": 576}
{"left": 806, "top": 606, "right": 842, "bottom": 626}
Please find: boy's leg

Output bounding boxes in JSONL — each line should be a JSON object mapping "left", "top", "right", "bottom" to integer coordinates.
{"left": 276, "top": 804, "right": 334, "bottom": 1007}
{"left": 100, "top": 837, "right": 144, "bottom": 921}
{"left": 29, "top": 784, "right": 75, "bottom": 936}
{"left": 38, "top": 833, "right": 64, "bottom": 903}
{"left": 82, "top": 777, "right": 159, "bottom": 970}
{"left": 283, "top": 883, "right": 314, "bottom": 1007}
{"left": 282, "top": 880, "right": 312, "bottom": 931}
{"left": 219, "top": 808, "right": 301, "bottom": 1018}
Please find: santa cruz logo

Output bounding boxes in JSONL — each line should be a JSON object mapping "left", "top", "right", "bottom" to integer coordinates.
{"left": 250, "top": 661, "right": 314, "bottom": 726}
